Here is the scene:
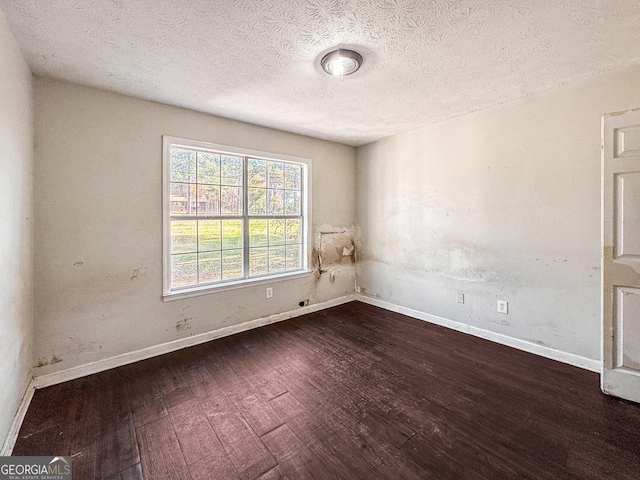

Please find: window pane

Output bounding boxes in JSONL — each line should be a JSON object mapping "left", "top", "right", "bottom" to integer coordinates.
{"left": 222, "top": 220, "right": 243, "bottom": 249}
{"left": 221, "top": 186, "right": 242, "bottom": 215}
{"left": 268, "top": 246, "right": 286, "bottom": 272}
{"left": 170, "top": 183, "right": 188, "bottom": 215}
{"left": 248, "top": 159, "right": 266, "bottom": 187}
{"left": 197, "top": 152, "right": 220, "bottom": 184}
{"left": 171, "top": 220, "right": 197, "bottom": 253}
{"left": 221, "top": 155, "right": 243, "bottom": 186}
{"left": 171, "top": 253, "right": 197, "bottom": 287}
{"left": 267, "top": 189, "right": 284, "bottom": 215}
{"left": 284, "top": 164, "right": 301, "bottom": 190}
{"left": 222, "top": 249, "right": 243, "bottom": 279}
{"left": 170, "top": 183, "right": 197, "bottom": 216}
{"left": 249, "top": 219, "right": 268, "bottom": 247}
{"left": 286, "top": 244, "right": 301, "bottom": 270}
{"left": 267, "top": 162, "right": 284, "bottom": 189}
{"left": 286, "top": 219, "right": 301, "bottom": 244}
{"left": 199, "top": 251, "right": 221, "bottom": 283}
{"left": 198, "top": 220, "right": 221, "bottom": 251}
{"left": 170, "top": 149, "right": 196, "bottom": 183}
{"left": 197, "top": 185, "right": 220, "bottom": 215}
{"left": 250, "top": 247, "right": 268, "bottom": 276}
{"left": 248, "top": 188, "right": 266, "bottom": 215}
{"left": 284, "top": 190, "right": 300, "bottom": 215}
{"left": 268, "top": 219, "right": 285, "bottom": 245}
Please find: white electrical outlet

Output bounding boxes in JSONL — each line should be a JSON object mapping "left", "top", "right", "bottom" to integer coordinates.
{"left": 457, "top": 293, "right": 465, "bottom": 304}
{"left": 497, "top": 300, "right": 508, "bottom": 314}
{"left": 266, "top": 287, "right": 273, "bottom": 299}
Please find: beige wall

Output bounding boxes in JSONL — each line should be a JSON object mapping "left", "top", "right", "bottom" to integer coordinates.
{"left": 357, "top": 65, "right": 640, "bottom": 362}
{"left": 33, "top": 77, "right": 356, "bottom": 375}
{"left": 0, "top": 10, "right": 33, "bottom": 451}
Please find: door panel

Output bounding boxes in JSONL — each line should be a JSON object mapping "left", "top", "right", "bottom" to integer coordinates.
{"left": 602, "top": 107, "right": 640, "bottom": 403}
{"left": 615, "top": 287, "right": 640, "bottom": 370}
{"left": 615, "top": 173, "right": 640, "bottom": 258}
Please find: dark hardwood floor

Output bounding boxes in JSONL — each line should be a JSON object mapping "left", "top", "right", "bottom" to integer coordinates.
{"left": 13, "top": 302, "right": 640, "bottom": 479}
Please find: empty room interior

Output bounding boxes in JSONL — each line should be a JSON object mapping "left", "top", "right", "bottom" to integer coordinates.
{"left": 2, "top": 0, "right": 640, "bottom": 479}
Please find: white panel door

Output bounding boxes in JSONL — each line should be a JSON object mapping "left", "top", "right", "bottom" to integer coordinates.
{"left": 602, "top": 107, "right": 640, "bottom": 403}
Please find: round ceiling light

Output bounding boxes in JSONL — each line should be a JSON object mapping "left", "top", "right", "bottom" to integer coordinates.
{"left": 321, "top": 49, "right": 363, "bottom": 77}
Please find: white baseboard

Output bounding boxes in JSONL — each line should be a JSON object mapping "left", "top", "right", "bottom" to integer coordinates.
{"left": 1, "top": 376, "right": 35, "bottom": 456}
{"left": 34, "top": 294, "right": 357, "bottom": 389}
{"left": 357, "top": 294, "right": 602, "bottom": 373}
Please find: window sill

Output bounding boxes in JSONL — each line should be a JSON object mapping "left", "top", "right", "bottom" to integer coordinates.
{"left": 162, "top": 270, "right": 314, "bottom": 302}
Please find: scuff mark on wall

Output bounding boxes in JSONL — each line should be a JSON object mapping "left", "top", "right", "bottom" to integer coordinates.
{"left": 53, "top": 335, "right": 104, "bottom": 360}
{"left": 175, "top": 318, "right": 192, "bottom": 332}
{"left": 129, "top": 267, "right": 148, "bottom": 280}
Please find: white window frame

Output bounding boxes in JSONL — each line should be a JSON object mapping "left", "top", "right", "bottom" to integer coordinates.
{"left": 162, "top": 136, "right": 312, "bottom": 301}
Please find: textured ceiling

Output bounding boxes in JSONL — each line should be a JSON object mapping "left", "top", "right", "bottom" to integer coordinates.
{"left": 2, "top": 0, "right": 640, "bottom": 146}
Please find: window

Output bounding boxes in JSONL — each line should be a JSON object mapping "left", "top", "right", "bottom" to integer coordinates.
{"left": 163, "top": 136, "right": 310, "bottom": 298}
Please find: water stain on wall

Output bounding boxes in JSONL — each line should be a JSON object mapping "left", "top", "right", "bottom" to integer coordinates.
{"left": 36, "top": 354, "right": 63, "bottom": 367}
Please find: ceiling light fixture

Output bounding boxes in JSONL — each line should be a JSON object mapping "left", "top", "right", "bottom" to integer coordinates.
{"left": 321, "top": 49, "right": 363, "bottom": 78}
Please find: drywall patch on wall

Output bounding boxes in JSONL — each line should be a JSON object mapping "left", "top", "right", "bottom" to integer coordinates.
{"left": 311, "top": 224, "right": 358, "bottom": 299}
{"left": 313, "top": 224, "right": 357, "bottom": 272}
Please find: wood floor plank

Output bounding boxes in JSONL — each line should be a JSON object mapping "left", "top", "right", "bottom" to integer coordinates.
{"left": 132, "top": 398, "right": 168, "bottom": 428}
{"left": 106, "top": 463, "right": 143, "bottom": 480}
{"left": 208, "top": 409, "right": 276, "bottom": 480}
{"left": 261, "top": 425, "right": 333, "bottom": 480}
{"left": 526, "top": 410, "right": 640, "bottom": 480}
{"left": 125, "top": 366, "right": 163, "bottom": 409}
{"left": 400, "top": 427, "right": 512, "bottom": 480}
{"left": 94, "top": 369, "right": 139, "bottom": 479}
{"left": 196, "top": 377, "right": 277, "bottom": 480}
{"left": 255, "top": 466, "right": 284, "bottom": 480}
{"left": 11, "top": 425, "right": 67, "bottom": 457}
{"left": 136, "top": 416, "right": 191, "bottom": 480}
{"left": 164, "top": 386, "right": 196, "bottom": 410}
{"left": 208, "top": 340, "right": 285, "bottom": 437}
{"left": 65, "top": 376, "right": 100, "bottom": 480}
{"left": 269, "top": 392, "right": 396, "bottom": 479}
{"left": 182, "top": 364, "right": 216, "bottom": 399}
{"left": 16, "top": 382, "right": 69, "bottom": 438}
{"left": 153, "top": 360, "right": 189, "bottom": 397}
{"left": 313, "top": 398, "right": 426, "bottom": 480}
{"left": 187, "top": 456, "right": 241, "bottom": 480}
{"left": 165, "top": 389, "right": 238, "bottom": 480}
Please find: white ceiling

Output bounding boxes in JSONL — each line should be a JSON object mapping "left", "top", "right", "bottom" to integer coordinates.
{"left": 2, "top": 0, "right": 639, "bottom": 146}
